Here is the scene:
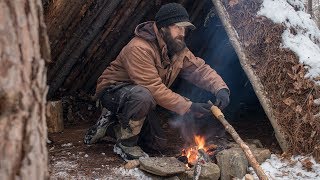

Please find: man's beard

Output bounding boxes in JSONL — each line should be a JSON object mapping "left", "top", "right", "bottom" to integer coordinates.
{"left": 160, "top": 28, "right": 187, "bottom": 57}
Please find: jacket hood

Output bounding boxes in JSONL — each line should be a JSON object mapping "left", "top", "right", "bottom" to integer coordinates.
{"left": 134, "top": 21, "right": 157, "bottom": 41}
{"left": 134, "top": 21, "right": 170, "bottom": 66}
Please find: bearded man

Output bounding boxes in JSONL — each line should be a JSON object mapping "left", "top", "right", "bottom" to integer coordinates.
{"left": 84, "top": 3, "right": 230, "bottom": 160}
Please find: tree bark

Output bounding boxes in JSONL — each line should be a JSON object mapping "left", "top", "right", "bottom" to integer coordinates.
{"left": 0, "top": 0, "right": 49, "bottom": 179}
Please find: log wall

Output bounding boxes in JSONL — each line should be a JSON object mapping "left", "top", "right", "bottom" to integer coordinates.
{"left": 45, "top": 0, "right": 207, "bottom": 99}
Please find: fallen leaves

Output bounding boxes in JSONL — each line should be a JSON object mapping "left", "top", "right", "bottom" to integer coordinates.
{"left": 301, "top": 158, "right": 313, "bottom": 171}
{"left": 295, "top": 105, "right": 302, "bottom": 114}
{"left": 283, "top": 97, "right": 295, "bottom": 106}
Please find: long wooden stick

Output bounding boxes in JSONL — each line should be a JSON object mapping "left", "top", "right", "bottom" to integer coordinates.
{"left": 210, "top": 104, "right": 268, "bottom": 180}
{"left": 211, "top": 0, "right": 288, "bottom": 152}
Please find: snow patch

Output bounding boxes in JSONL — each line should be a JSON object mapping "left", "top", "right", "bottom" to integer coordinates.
{"left": 53, "top": 160, "right": 78, "bottom": 170}
{"left": 113, "top": 167, "right": 152, "bottom": 180}
{"left": 50, "top": 171, "right": 72, "bottom": 179}
{"left": 258, "top": 0, "right": 320, "bottom": 85}
{"left": 248, "top": 154, "right": 320, "bottom": 179}
{"left": 314, "top": 98, "right": 320, "bottom": 105}
{"left": 61, "top": 143, "right": 73, "bottom": 147}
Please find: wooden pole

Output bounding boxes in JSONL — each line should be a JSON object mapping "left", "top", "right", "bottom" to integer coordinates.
{"left": 211, "top": 0, "right": 288, "bottom": 152}
{"left": 210, "top": 105, "right": 268, "bottom": 180}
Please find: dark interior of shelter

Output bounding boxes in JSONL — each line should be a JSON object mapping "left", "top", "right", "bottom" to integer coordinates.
{"left": 45, "top": 0, "right": 281, "bottom": 163}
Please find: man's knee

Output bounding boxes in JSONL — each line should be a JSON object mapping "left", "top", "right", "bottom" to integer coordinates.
{"left": 131, "top": 86, "right": 156, "bottom": 108}
{"left": 125, "top": 86, "right": 156, "bottom": 119}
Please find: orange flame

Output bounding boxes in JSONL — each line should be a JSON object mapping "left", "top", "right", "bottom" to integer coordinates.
{"left": 182, "top": 135, "right": 207, "bottom": 165}
{"left": 194, "top": 135, "right": 206, "bottom": 150}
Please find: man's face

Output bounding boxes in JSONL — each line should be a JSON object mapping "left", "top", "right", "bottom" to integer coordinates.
{"left": 160, "top": 24, "right": 187, "bottom": 56}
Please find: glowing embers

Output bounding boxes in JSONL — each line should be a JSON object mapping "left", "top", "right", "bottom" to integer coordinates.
{"left": 180, "top": 135, "right": 218, "bottom": 167}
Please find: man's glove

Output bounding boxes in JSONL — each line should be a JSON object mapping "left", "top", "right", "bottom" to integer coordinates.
{"left": 215, "top": 88, "right": 230, "bottom": 110}
{"left": 189, "top": 102, "right": 212, "bottom": 117}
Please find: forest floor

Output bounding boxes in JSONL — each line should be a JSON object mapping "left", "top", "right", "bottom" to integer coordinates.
{"left": 48, "top": 123, "right": 154, "bottom": 179}
{"left": 48, "top": 108, "right": 281, "bottom": 179}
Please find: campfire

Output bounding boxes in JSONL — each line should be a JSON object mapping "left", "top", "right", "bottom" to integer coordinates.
{"left": 180, "top": 135, "right": 218, "bottom": 167}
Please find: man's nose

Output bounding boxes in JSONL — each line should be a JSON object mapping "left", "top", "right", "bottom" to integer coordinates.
{"left": 179, "top": 27, "right": 185, "bottom": 37}
{"left": 181, "top": 30, "right": 185, "bottom": 37}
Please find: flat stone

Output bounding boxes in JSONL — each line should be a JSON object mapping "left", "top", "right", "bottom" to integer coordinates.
{"left": 139, "top": 157, "right": 186, "bottom": 176}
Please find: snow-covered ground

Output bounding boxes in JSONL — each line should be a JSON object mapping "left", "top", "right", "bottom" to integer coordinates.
{"left": 258, "top": 0, "right": 320, "bottom": 85}
{"left": 249, "top": 154, "right": 320, "bottom": 180}
{"left": 50, "top": 152, "right": 320, "bottom": 180}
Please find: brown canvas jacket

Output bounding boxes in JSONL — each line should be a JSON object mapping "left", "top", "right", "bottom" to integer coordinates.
{"left": 96, "top": 21, "right": 229, "bottom": 115}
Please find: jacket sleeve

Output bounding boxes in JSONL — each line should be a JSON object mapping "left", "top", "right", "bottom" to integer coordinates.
{"left": 180, "top": 50, "right": 229, "bottom": 95}
{"left": 121, "top": 46, "right": 192, "bottom": 115}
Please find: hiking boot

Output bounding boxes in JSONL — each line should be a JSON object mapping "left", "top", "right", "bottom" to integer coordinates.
{"left": 84, "top": 109, "right": 116, "bottom": 144}
{"left": 113, "top": 142, "right": 149, "bottom": 161}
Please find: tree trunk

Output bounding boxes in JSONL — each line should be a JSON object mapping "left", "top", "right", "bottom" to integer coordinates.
{"left": 46, "top": 100, "right": 64, "bottom": 133}
{"left": 0, "top": 0, "right": 49, "bottom": 179}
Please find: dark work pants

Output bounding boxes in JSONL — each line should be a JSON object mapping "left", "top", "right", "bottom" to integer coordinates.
{"left": 100, "top": 83, "right": 167, "bottom": 149}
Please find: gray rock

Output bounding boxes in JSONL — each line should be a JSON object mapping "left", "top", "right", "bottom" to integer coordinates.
{"left": 245, "top": 139, "right": 263, "bottom": 148}
{"left": 139, "top": 157, "right": 186, "bottom": 176}
{"left": 216, "top": 146, "right": 271, "bottom": 180}
{"left": 179, "top": 163, "right": 220, "bottom": 180}
{"left": 253, "top": 149, "right": 271, "bottom": 164}
{"left": 227, "top": 142, "right": 258, "bottom": 149}
{"left": 200, "top": 162, "right": 220, "bottom": 180}
{"left": 179, "top": 170, "right": 193, "bottom": 180}
{"left": 217, "top": 148, "right": 248, "bottom": 180}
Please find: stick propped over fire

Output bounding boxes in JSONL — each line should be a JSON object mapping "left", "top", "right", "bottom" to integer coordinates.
{"left": 209, "top": 102, "right": 269, "bottom": 180}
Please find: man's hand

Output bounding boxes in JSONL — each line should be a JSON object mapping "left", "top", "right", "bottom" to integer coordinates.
{"left": 215, "top": 88, "right": 230, "bottom": 110}
{"left": 189, "top": 102, "right": 212, "bottom": 117}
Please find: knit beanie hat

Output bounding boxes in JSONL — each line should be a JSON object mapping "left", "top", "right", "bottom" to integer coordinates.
{"left": 155, "top": 3, "right": 195, "bottom": 30}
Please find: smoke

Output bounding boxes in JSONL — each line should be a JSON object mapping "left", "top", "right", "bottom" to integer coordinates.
{"left": 169, "top": 113, "right": 226, "bottom": 146}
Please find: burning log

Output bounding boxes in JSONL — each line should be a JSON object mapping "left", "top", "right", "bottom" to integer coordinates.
{"left": 209, "top": 103, "right": 268, "bottom": 180}
{"left": 193, "top": 149, "right": 211, "bottom": 180}
{"left": 177, "top": 155, "right": 189, "bottom": 164}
